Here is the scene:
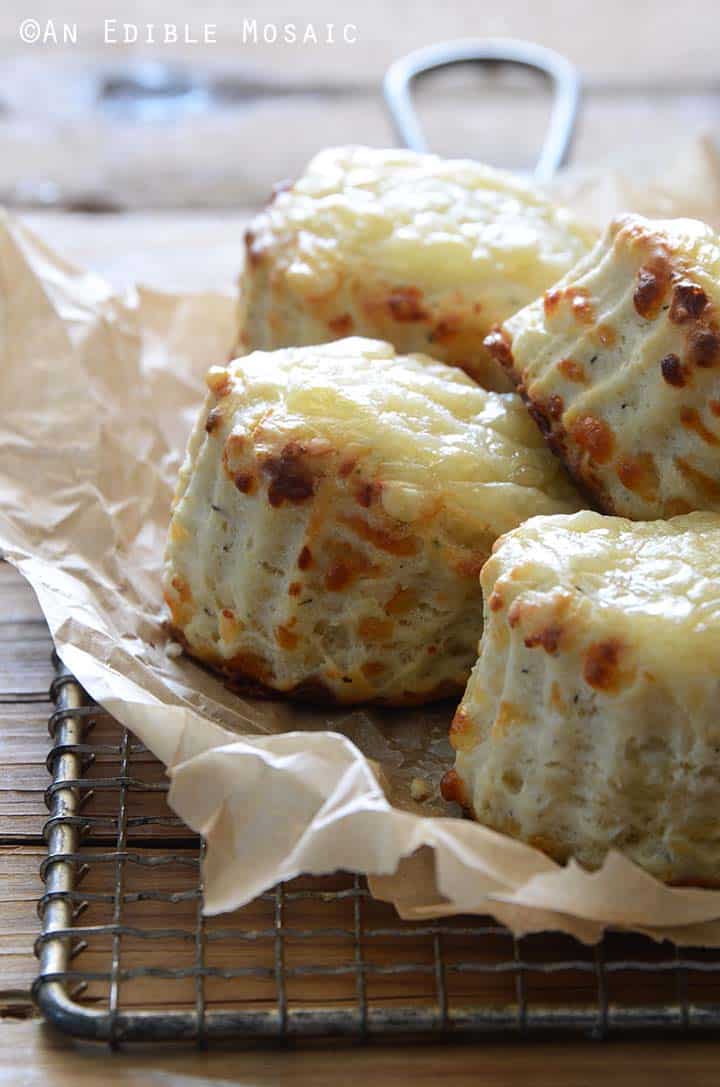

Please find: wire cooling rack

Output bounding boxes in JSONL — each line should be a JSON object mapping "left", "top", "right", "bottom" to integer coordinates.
{"left": 33, "top": 655, "right": 720, "bottom": 1045}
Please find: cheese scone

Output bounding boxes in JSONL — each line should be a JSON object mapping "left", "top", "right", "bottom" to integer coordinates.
{"left": 443, "top": 510, "right": 720, "bottom": 884}
{"left": 238, "top": 146, "right": 594, "bottom": 393}
{"left": 164, "top": 338, "right": 582, "bottom": 706}
{"left": 487, "top": 214, "right": 720, "bottom": 519}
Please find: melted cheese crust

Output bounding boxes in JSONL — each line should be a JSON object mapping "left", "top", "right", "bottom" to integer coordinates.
{"left": 164, "top": 338, "right": 582, "bottom": 705}
{"left": 493, "top": 214, "right": 720, "bottom": 518}
{"left": 448, "top": 509, "right": 720, "bottom": 883}
{"left": 239, "top": 146, "right": 594, "bottom": 392}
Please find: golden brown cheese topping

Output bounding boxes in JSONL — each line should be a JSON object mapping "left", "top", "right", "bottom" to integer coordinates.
{"left": 164, "top": 338, "right": 582, "bottom": 705}
{"left": 490, "top": 214, "right": 720, "bottom": 519}
{"left": 446, "top": 509, "right": 720, "bottom": 884}
{"left": 238, "top": 146, "right": 595, "bottom": 392}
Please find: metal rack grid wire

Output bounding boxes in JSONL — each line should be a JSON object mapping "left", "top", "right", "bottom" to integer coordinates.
{"left": 33, "top": 655, "right": 720, "bottom": 1045}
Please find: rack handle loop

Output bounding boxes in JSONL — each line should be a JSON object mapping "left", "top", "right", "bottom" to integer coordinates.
{"left": 384, "top": 38, "right": 580, "bottom": 182}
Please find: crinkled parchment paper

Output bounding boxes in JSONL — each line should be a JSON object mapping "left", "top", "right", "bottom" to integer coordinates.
{"left": 3, "top": 141, "right": 720, "bottom": 945}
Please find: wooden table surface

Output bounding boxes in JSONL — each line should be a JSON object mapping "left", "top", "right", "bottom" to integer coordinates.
{"left": 0, "top": 0, "right": 719, "bottom": 210}
{"left": 1, "top": 0, "right": 720, "bottom": 1079}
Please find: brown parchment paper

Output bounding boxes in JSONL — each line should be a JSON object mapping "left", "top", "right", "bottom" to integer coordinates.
{"left": 4, "top": 142, "right": 720, "bottom": 945}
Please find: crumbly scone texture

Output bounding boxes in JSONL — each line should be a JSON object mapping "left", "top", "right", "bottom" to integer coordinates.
{"left": 238, "top": 145, "right": 594, "bottom": 393}
{"left": 164, "top": 338, "right": 582, "bottom": 706}
{"left": 487, "top": 213, "right": 720, "bottom": 518}
{"left": 445, "top": 509, "right": 720, "bottom": 883}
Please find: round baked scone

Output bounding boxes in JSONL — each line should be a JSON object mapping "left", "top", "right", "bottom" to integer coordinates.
{"left": 164, "top": 338, "right": 582, "bottom": 706}
{"left": 486, "top": 214, "right": 720, "bottom": 519}
{"left": 239, "top": 146, "right": 594, "bottom": 393}
{"left": 443, "top": 509, "right": 720, "bottom": 883}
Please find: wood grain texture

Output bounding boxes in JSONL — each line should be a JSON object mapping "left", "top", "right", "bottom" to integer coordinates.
{"left": 0, "top": 846, "right": 45, "bottom": 994}
{"left": 0, "top": 1018, "right": 718, "bottom": 1086}
{"left": 0, "top": 0, "right": 718, "bottom": 86}
{"left": 0, "top": 565, "right": 54, "bottom": 701}
{"left": 1, "top": 87, "right": 716, "bottom": 211}
{"left": 0, "top": 0, "right": 717, "bottom": 210}
{"left": 0, "top": 70, "right": 715, "bottom": 210}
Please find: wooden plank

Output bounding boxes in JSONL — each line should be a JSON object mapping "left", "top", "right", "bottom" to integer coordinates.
{"left": 0, "top": 564, "right": 54, "bottom": 701}
{"left": 0, "top": 700, "right": 181, "bottom": 840}
{"left": 0, "top": 657, "right": 52, "bottom": 706}
{"left": 0, "top": 563, "right": 45, "bottom": 624}
{"left": 0, "top": 571, "right": 172, "bottom": 842}
{"left": 0, "top": 638, "right": 53, "bottom": 703}
{"left": 0, "top": 84, "right": 716, "bottom": 211}
{"left": 0, "top": 0, "right": 719, "bottom": 87}
{"left": 0, "top": 846, "right": 44, "bottom": 994}
{"left": 0, "top": 1017, "right": 716, "bottom": 1087}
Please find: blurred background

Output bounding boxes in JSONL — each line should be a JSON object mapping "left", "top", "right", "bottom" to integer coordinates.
{"left": 0, "top": 0, "right": 717, "bottom": 209}
{"left": 0, "top": 0, "right": 717, "bottom": 284}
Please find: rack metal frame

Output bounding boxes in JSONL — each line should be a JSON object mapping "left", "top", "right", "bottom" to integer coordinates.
{"left": 33, "top": 657, "right": 720, "bottom": 1045}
